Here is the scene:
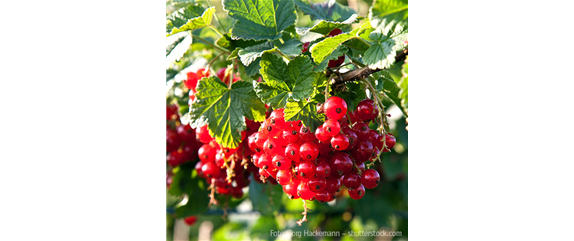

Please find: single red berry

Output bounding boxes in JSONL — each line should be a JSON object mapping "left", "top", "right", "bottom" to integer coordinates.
{"left": 299, "top": 142, "right": 319, "bottom": 161}
{"left": 298, "top": 127, "right": 316, "bottom": 143}
{"left": 330, "top": 152, "right": 353, "bottom": 176}
{"left": 348, "top": 184, "right": 366, "bottom": 200}
{"left": 252, "top": 152, "right": 263, "bottom": 168}
{"left": 314, "top": 126, "right": 331, "bottom": 142}
{"left": 308, "top": 178, "right": 326, "bottom": 192}
{"left": 185, "top": 72, "right": 199, "bottom": 90}
{"left": 195, "top": 162, "right": 205, "bottom": 178}
{"left": 356, "top": 99, "right": 379, "bottom": 122}
{"left": 330, "top": 133, "right": 349, "bottom": 151}
{"left": 315, "top": 159, "right": 331, "bottom": 179}
{"left": 247, "top": 132, "right": 262, "bottom": 152}
{"left": 302, "top": 42, "right": 310, "bottom": 53}
{"left": 342, "top": 172, "right": 361, "bottom": 189}
{"left": 328, "top": 55, "right": 345, "bottom": 68}
{"left": 283, "top": 178, "right": 301, "bottom": 199}
{"left": 315, "top": 191, "right": 331, "bottom": 203}
{"left": 198, "top": 144, "right": 216, "bottom": 163}
{"left": 322, "top": 119, "right": 341, "bottom": 137}
{"left": 176, "top": 124, "right": 195, "bottom": 143}
{"left": 214, "top": 152, "right": 225, "bottom": 168}
{"left": 382, "top": 133, "right": 397, "bottom": 152}
{"left": 324, "top": 96, "right": 348, "bottom": 121}
{"left": 167, "top": 151, "right": 185, "bottom": 167}
{"left": 297, "top": 181, "right": 316, "bottom": 200}
{"left": 341, "top": 127, "right": 358, "bottom": 149}
{"left": 196, "top": 68, "right": 209, "bottom": 79}
{"left": 216, "top": 67, "right": 233, "bottom": 84}
{"left": 282, "top": 128, "right": 299, "bottom": 143}
{"left": 273, "top": 155, "right": 291, "bottom": 170}
{"left": 196, "top": 125, "right": 213, "bottom": 144}
{"left": 367, "top": 130, "right": 380, "bottom": 145}
{"left": 183, "top": 216, "right": 198, "bottom": 226}
{"left": 166, "top": 105, "right": 178, "bottom": 120}
{"left": 297, "top": 161, "right": 316, "bottom": 179}
{"left": 254, "top": 131, "right": 267, "bottom": 149}
{"left": 325, "top": 176, "right": 341, "bottom": 193}
{"left": 285, "top": 143, "right": 301, "bottom": 161}
{"left": 166, "top": 129, "right": 181, "bottom": 152}
{"left": 356, "top": 162, "right": 365, "bottom": 173}
{"left": 261, "top": 119, "right": 281, "bottom": 138}
{"left": 361, "top": 169, "right": 380, "bottom": 189}
{"left": 258, "top": 153, "right": 273, "bottom": 170}
{"left": 270, "top": 108, "right": 289, "bottom": 129}
{"left": 352, "top": 122, "right": 371, "bottom": 139}
{"left": 263, "top": 138, "right": 279, "bottom": 156}
{"left": 351, "top": 139, "right": 374, "bottom": 163}
{"left": 201, "top": 162, "right": 220, "bottom": 178}
{"left": 276, "top": 169, "right": 293, "bottom": 185}
{"left": 328, "top": 28, "right": 343, "bottom": 37}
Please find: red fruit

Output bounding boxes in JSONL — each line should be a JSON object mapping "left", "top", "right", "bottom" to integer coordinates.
{"left": 290, "top": 120, "right": 303, "bottom": 131}
{"left": 196, "top": 68, "right": 209, "bottom": 79}
{"left": 331, "top": 133, "right": 349, "bottom": 151}
{"left": 356, "top": 99, "right": 379, "bottom": 122}
{"left": 283, "top": 179, "right": 301, "bottom": 199}
{"left": 258, "top": 154, "right": 273, "bottom": 170}
{"left": 183, "top": 216, "right": 198, "bottom": 226}
{"left": 341, "top": 127, "right": 358, "bottom": 149}
{"left": 330, "top": 152, "right": 353, "bottom": 176}
{"left": 361, "top": 169, "right": 380, "bottom": 189}
{"left": 324, "top": 96, "right": 348, "bottom": 121}
{"left": 298, "top": 127, "right": 316, "bottom": 143}
{"left": 356, "top": 162, "right": 366, "bottom": 173}
{"left": 198, "top": 144, "right": 216, "bottom": 163}
{"left": 231, "top": 187, "right": 244, "bottom": 198}
{"left": 348, "top": 110, "right": 362, "bottom": 123}
{"left": 328, "top": 55, "right": 345, "bottom": 68}
{"left": 338, "top": 114, "right": 349, "bottom": 126}
{"left": 166, "top": 129, "right": 181, "bottom": 152}
{"left": 328, "top": 28, "right": 343, "bottom": 37}
{"left": 325, "top": 176, "right": 341, "bottom": 193}
{"left": 302, "top": 42, "right": 310, "bottom": 53}
{"left": 201, "top": 162, "right": 220, "bottom": 178}
{"left": 315, "top": 159, "right": 331, "bottom": 179}
{"left": 348, "top": 184, "right": 366, "bottom": 200}
{"left": 309, "top": 178, "right": 326, "bottom": 192}
{"left": 276, "top": 169, "right": 293, "bottom": 185}
{"left": 316, "top": 141, "right": 332, "bottom": 156}
{"left": 352, "top": 122, "right": 371, "bottom": 139}
{"left": 214, "top": 152, "right": 225, "bottom": 168}
{"left": 297, "top": 181, "right": 316, "bottom": 200}
{"left": 259, "top": 168, "right": 271, "bottom": 178}
{"left": 195, "top": 162, "right": 205, "bottom": 178}
{"left": 285, "top": 143, "right": 301, "bottom": 161}
{"left": 369, "top": 148, "right": 379, "bottom": 162}
{"left": 196, "top": 125, "right": 213, "bottom": 144}
{"left": 367, "top": 130, "right": 380, "bottom": 145}
{"left": 216, "top": 67, "right": 233, "bottom": 84}
{"left": 166, "top": 104, "right": 178, "bottom": 120}
{"left": 254, "top": 132, "right": 267, "bottom": 149}
{"left": 270, "top": 108, "right": 288, "bottom": 129}
{"left": 315, "top": 191, "right": 331, "bottom": 203}
{"left": 299, "top": 142, "right": 319, "bottom": 161}
{"left": 351, "top": 139, "right": 374, "bottom": 163}
{"left": 282, "top": 128, "right": 299, "bottom": 143}
{"left": 263, "top": 138, "right": 280, "bottom": 156}
{"left": 272, "top": 155, "right": 291, "bottom": 170}
{"left": 383, "top": 133, "right": 397, "bottom": 152}
{"left": 314, "top": 126, "right": 331, "bottom": 142}
{"left": 221, "top": 146, "right": 237, "bottom": 158}
{"left": 167, "top": 151, "right": 185, "bottom": 166}
{"left": 297, "top": 161, "right": 316, "bottom": 179}
{"left": 248, "top": 132, "right": 262, "bottom": 152}
{"left": 322, "top": 119, "right": 340, "bottom": 137}
{"left": 262, "top": 119, "right": 281, "bottom": 138}
{"left": 185, "top": 72, "right": 199, "bottom": 91}
{"left": 342, "top": 172, "right": 361, "bottom": 189}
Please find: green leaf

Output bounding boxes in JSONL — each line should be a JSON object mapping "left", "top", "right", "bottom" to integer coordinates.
{"left": 255, "top": 54, "right": 316, "bottom": 108}
{"left": 166, "top": 34, "right": 188, "bottom": 56}
{"left": 369, "top": 0, "right": 408, "bottom": 29}
{"left": 310, "top": 21, "right": 372, "bottom": 64}
{"left": 308, "top": 14, "right": 359, "bottom": 35}
{"left": 294, "top": 0, "right": 356, "bottom": 21}
{"left": 167, "top": 6, "right": 215, "bottom": 36}
{"left": 244, "top": 58, "right": 261, "bottom": 76}
{"left": 313, "top": 45, "right": 348, "bottom": 72}
{"left": 223, "top": 0, "right": 297, "bottom": 41}
{"left": 376, "top": 73, "right": 407, "bottom": 116}
{"left": 284, "top": 98, "right": 324, "bottom": 132}
{"left": 335, "top": 81, "right": 367, "bottom": 111}
{"left": 168, "top": 163, "right": 210, "bottom": 217}
{"left": 363, "top": 34, "right": 396, "bottom": 69}
{"left": 249, "top": 178, "right": 284, "bottom": 216}
{"left": 238, "top": 39, "right": 302, "bottom": 66}
{"left": 189, "top": 77, "right": 266, "bottom": 148}
{"left": 216, "top": 33, "right": 267, "bottom": 51}
{"left": 398, "top": 56, "right": 408, "bottom": 109}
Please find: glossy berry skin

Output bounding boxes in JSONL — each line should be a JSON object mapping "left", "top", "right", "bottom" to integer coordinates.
{"left": 341, "top": 127, "right": 358, "bottom": 149}
{"left": 195, "top": 162, "right": 205, "bottom": 178}
{"left": 356, "top": 162, "right": 366, "bottom": 173}
{"left": 299, "top": 142, "right": 319, "bottom": 161}
{"left": 315, "top": 159, "right": 331, "bottom": 179}
{"left": 328, "top": 28, "right": 343, "bottom": 37}
{"left": 201, "top": 162, "right": 220, "bottom": 178}
{"left": 348, "top": 184, "right": 366, "bottom": 200}
{"left": 185, "top": 72, "right": 198, "bottom": 90}
{"left": 258, "top": 153, "right": 273, "bottom": 170}
{"left": 285, "top": 143, "right": 301, "bottom": 161}
{"left": 348, "top": 110, "right": 362, "bottom": 123}
{"left": 262, "top": 119, "right": 281, "bottom": 138}
{"left": 367, "top": 130, "right": 380, "bottom": 145}
{"left": 297, "top": 181, "right": 315, "bottom": 200}
{"left": 330, "top": 152, "right": 353, "bottom": 176}
{"left": 302, "top": 42, "right": 310, "bottom": 53}
{"left": 297, "top": 161, "right": 316, "bottom": 179}
{"left": 252, "top": 152, "right": 263, "bottom": 168}
{"left": 352, "top": 122, "right": 371, "bottom": 139}
{"left": 314, "top": 126, "right": 331, "bottom": 142}
{"left": 328, "top": 56, "right": 345, "bottom": 68}
{"left": 263, "top": 138, "right": 280, "bottom": 156}
{"left": 308, "top": 178, "right": 326, "bottom": 192}
{"left": 269, "top": 108, "right": 289, "bottom": 129}
{"left": 198, "top": 144, "right": 216, "bottom": 163}
{"left": 196, "top": 125, "right": 213, "bottom": 144}
{"left": 356, "top": 99, "right": 379, "bottom": 122}
{"left": 330, "top": 133, "right": 349, "bottom": 151}
{"left": 254, "top": 132, "right": 267, "bottom": 149}
{"left": 166, "top": 129, "right": 181, "bottom": 152}
{"left": 283, "top": 179, "right": 300, "bottom": 199}
{"left": 324, "top": 96, "right": 348, "bottom": 121}
{"left": 351, "top": 139, "right": 374, "bottom": 163}
{"left": 282, "top": 128, "right": 299, "bottom": 143}
{"left": 183, "top": 216, "right": 198, "bottom": 226}
{"left": 176, "top": 124, "right": 196, "bottom": 143}
{"left": 325, "top": 176, "right": 341, "bottom": 193}
{"left": 276, "top": 169, "right": 292, "bottom": 185}
{"left": 383, "top": 133, "right": 397, "bottom": 152}
{"left": 342, "top": 172, "right": 361, "bottom": 189}
{"left": 247, "top": 132, "right": 262, "bottom": 152}
{"left": 167, "top": 151, "right": 186, "bottom": 166}
{"left": 273, "top": 155, "right": 291, "bottom": 170}
{"left": 361, "top": 169, "right": 380, "bottom": 189}
{"left": 315, "top": 191, "right": 331, "bottom": 203}
{"left": 322, "top": 119, "right": 340, "bottom": 137}
{"left": 216, "top": 67, "right": 233, "bottom": 84}
{"left": 166, "top": 105, "right": 178, "bottom": 120}
{"left": 298, "top": 127, "right": 316, "bottom": 143}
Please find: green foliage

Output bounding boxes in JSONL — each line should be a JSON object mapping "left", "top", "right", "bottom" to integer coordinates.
{"left": 307, "top": 14, "right": 360, "bottom": 35}
{"left": 284, "top": 98, "right": 325, "bottom": 132}
{"left": 166, "top": 5, "right": 215, "bottom": 36}
{"left": 168, "top": 163, "right": 210, "bottom": 217}
{"left": 255, "top": 54, "right": 316, "bottom": 108}
{"left": 377, "top": 73, "right": 408, "bottom": 116}
{"left": 369, "top": 0, "right": 408, "bottom": 28}
{"left": 166, "top": 35, "right": 188, "bottom": 56}
{"left": 248, "top": 178, "right": 284, "bottom": 215}
{"left": 363, "top": 31, "right": 396, "bottom": 69}
{"left": 399, "top": 56, "right": 408, "bottom": 109}
{"left": 294, "top": 0, "right": 356, "bottom": 21}
{"left": 310, "top": 21, "right": 372, "bottom": 64}
{"left": 238, "top": 39, "right": 302, "bottom": 66}
{"left": 188, "top": 77, "right": 266, "bottom": 148}
{"left": 223, "top": 0, "right": 297, "bottom": 41}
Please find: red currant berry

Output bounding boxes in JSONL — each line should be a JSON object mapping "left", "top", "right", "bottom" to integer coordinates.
{"left": 272, "top": 155, "right": 291, "bottom": 170}
{"left": 248, "top": 132, "right": 262, "bottom": 152}
{"left": 195, "top": 125, "right": 213, "bottom": 144}
{"left": 323, "top": 119, "right": 341, "bottom": 137}
{"left": 328, "top": 28, "right": 343, "bottom": 37}
{"left": 324, "top": 96, "right": 348, "bottom": 121}
{"left": 276, "top": 169, "right": 293, "bottom": 185}
{"left": 263, "top": 138, "right": 280, "bottom": 155}
{"left": 283, "top": 179, "right": 300, "bottom": 199}
{"left": 314, "top": 126, "right": 331, "bottom": 142}
{"left": 330, "top": 152, "right": 353, "bottom": 176}
{"left": 183, "top": 216, "right": 198, "bottom": 226}
{"left": 176, "top": 124, "right": 195, "bottom": 143}
{"left": 166, "top": 105, "right": 178, "bottom": 120}
{"left": 309, "top": 178, "right": 326, "bottom": 192}
{"left": 258, "top": 153, "right": 273, "bottom": 170}
{"left": 214, "top": 152, "right": 225, "bottom": 168}
{"left": 216, "top": 67, "right": 234, "bottom": 84}
{"left": 341, "top": 127, "right": 358, "bottom": 149}
{"left": 330, "top": 133, "right": 349, "bottom": 151}
{"left": 351, "top": 139, "right": 374, "bottom": 163}
{"left": 328, "top": 56, "right": 345, "bottom": 68}
{"left": 297, "top": 161, "right": 316, "bottom": 179}
{"left": 269, "top": 108, "right": 289, "bottom": 129}
{"left": 383, "top": 133, "right": 396, "bottom": 152}
{"left": 252, "top": 152, "right": 263, "bottom": 168}
{"left": 166, "top": 129, "right": 182, "bottom": 152}
{"left": 282, "top": 128, "right": 299, "bottom": 143}
{"left": 185, "top": 72, "right": 199, "bottom": 90}
{"left": 254, "top": 132, "right": 267, "bottom": 149}
{"left": 196, "top": 68, "right": 209, "bottom": 79}
{"left": 361, "top": 169, "right": 380, "bottom": 189}
{"left": 315, "top": 159, "right": 331, "bottom": 179}
{"left": 348, "top": 184, "right": 366, "bottom": 200}
{"left": 198, "top": 144, "right": 216, "bottom": 163}
{"left": 352, "top": 122, "right": 371, "bottom": 139}
{"left": 290, "top": 120, "right": 303, "bottom": 131}
{"left": 231, "top": 187, "right": 244, "bottom": 198}
{"left": 315, "top": 191, "right": 331, "bottom": 203}
{"left": 325, "top": 176, "right": 341, "bottom": 193}
{"left": 285, "top": 143, "right": 301, "bottom": 161}
{"left": 201, "top": 162, "right": 220, "bottom": 178}
{"left": 299, "top": 142, "right": 319, "bottom": 161}
{"left": 356, "top": 162, "right": 365, "bottom": 173}
{"left": 348, "top": 110, "right": 362, "bottom": 123}
{"left": 261, "top": 119, "right": 281, "bottom": 138}
{"left": 342, "top": 172, "right": 361, "bottom": 189}
{"left": 195, "top": 162, "right": 205, "bottom": 178}
{"left": 297, "top": 181, "right": 316, "bottom": 200}
{"left": 298, "top": 127, "right": 316, "bottom": 143}
{"left": 356, "top": 99, "right": 379, "bottom": 122}
{"left": 167, "top": 151, "right": 185, "bottom": 167}
{"left": 367, "top": 130, "right": 380, "bottom": 145}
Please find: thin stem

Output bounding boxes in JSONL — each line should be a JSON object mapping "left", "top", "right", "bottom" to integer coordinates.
{"left": 353, "top": 36, "right": 371, "bottom": 47}
{"left": 297, "top": 200, "right": 308, "bottom": 226}
{"left": 207, "top": 52, "right": 224, "bottom": 73}
{"left": 274, "top": 49, "right": 293, "bottom": 61}
{"left": 361, "top": 77, "right": 389, "bottom": 159}
{"left": 191, "top": 34, "right": 230, "bottom": 54}
{"left": 203, "top": 0, "right": 228, "bottom": 32}
{"left": 209, "top": 25, "right": 224, "bottom": 37}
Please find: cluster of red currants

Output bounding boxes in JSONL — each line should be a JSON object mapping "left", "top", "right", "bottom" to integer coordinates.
{"left": 246, "top": 96, "right": 396, "bottom": 202}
